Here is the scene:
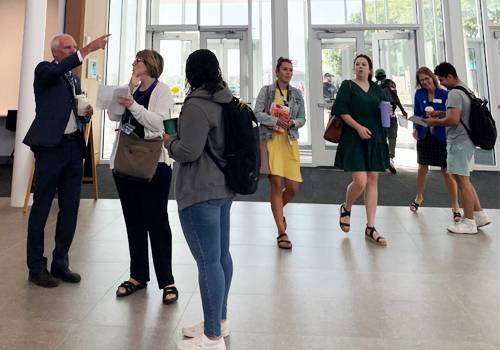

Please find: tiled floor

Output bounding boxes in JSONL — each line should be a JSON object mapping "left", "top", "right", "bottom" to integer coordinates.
{"left": 0, "top": 197, "right": 499, "bottom": 350}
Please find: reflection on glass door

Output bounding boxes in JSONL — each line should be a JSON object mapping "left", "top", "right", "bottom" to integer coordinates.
{"left": 309, "top": 30, "right": 364, "bottom": 166}
{"left": 200, "top": 30, "right": 249, "bottom": 102}
{"left": 372, "top": 31, "right": 418, "bottom": 168}
{"left": 153, "top": 32, "right": 199, "bottom": 118}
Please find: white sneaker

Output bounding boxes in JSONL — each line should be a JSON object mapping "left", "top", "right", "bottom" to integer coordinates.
{"left": 176, "top": 334, "right": 226, "bottom": 350}
{"left": 182, "top": 321, "right": 230, "bottom": 338}
{"left": 474, "top": 211, "right": 491, "bottom": 228}
{"left": 447, "top": 218, "right": 478, "bottom": 234}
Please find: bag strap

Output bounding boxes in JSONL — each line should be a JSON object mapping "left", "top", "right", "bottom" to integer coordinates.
{"left": 450, "top": 85, "right": 473, "bottom": 136}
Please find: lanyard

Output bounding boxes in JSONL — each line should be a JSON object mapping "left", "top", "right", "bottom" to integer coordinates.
{"left": 277, "top": 84, "right": 290, "bottom": 106}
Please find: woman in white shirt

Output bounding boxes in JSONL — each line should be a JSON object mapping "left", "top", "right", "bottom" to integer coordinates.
{"left": 108, "top": 49, "right": 178, "bottom": 304}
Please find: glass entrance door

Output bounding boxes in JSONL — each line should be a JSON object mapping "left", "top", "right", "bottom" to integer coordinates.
{"left": 153, "top": 32, "right": 199, "bottom": 117}
{"left": 309, "top": 30, "right": 364, "bottom": 166}
{"left": 372, "top": 31, "right": 418, "bottom": 168}
{"left": 200, "top": 29, "right": 250, "bottom": 102}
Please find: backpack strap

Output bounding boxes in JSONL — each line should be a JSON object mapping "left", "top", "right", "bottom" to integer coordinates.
{"left": 450, "top": 85, "right": 474, "bottom": 136}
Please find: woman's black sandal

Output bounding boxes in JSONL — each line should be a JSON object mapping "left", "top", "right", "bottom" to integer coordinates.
{"left": 453, "top": 211, "right": 462, "bottom": 222}
{"left": 116, "top": 281, "right": 147, "bottom": 297}
{"left": 339, "top": 203, "right": 351, "bottom": 233}
{"left": 365, "top": 226, "right": 387, "bottom": 246}
{"left": 163, "top": 286, "right": 179, "bottom": 305}
{"left": 277, "top": 233, "right": 292, "bottom": 250}
{"left": 409, "top": 200, "right": 422, "bottom": 213}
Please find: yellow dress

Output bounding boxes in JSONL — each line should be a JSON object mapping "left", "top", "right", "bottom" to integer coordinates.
{"left": 266, "top": 89, "right": 303, "bottom": 182}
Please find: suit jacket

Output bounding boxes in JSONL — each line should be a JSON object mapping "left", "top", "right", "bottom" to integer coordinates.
{"left": 23, "top": 52, "right": 88, "bottom": 152}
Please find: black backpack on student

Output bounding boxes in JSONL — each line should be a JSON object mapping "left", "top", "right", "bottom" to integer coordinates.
{"left": 451, "top": 86, "right": 497, "bottom": 150}
{"left": 209, "top": 97, "right": 260, "bottom": 195}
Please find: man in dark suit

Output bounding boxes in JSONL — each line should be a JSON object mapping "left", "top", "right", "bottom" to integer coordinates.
{"left": 23, "top": 33, "right": 110, "bottom": 287}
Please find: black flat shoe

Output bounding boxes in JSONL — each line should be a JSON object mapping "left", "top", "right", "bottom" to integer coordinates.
{"left": 51, "top": 268, "right": 81, "bottom": 283}
{"left": 29, "top": 269, "right": 60, "bottom": 288}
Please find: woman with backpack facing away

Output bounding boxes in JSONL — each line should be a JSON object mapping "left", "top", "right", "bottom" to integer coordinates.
{"left": 164, "top": 49, "right": 233, "bottom": 350}
{"left": 254, "top": 57, "right": 306, "bottom": 250}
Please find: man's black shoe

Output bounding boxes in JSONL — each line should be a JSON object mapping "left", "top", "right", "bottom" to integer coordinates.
{"left": 51, "top": 268, "right": 81, "bottom": 283}
{"left": 29, "top": 269, "right": 60, "bottom": 288}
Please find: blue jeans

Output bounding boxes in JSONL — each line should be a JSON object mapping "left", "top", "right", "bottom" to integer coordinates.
{"left": 179, "top": 198, "right": 233, "bottom": 337}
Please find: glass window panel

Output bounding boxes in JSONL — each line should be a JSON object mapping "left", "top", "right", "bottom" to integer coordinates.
{"left": 422, "top": 0, "right": 446, "bottom": 69}
{"left": 346, "top": 1, "right": 363, "bottom": 24}
{"left": 150, "top": 0, "right": 197, "bottom": 25}
{"left": 288, "top": 0, "right": 309, "bottom": 146}
{"left": 200, "top": 0, "right": 248, "bottom": 26}
{"left": 200, "top": 0, "right": 221, "bottom": 25}
{"left": 461, "top": 0, "right": 494, "bottom": 166}
{"left": 310, "top": 0, "right": 362, "bottom": 25}
{"left": 311, "top": 0, "right": 346, "bottom": 24}
{"left": 486, "top": 0, "right": 500, "bottom": 23}
{"left": 387, "top": 0, "right": 415, "bottom": 24}
{"left": 365, "top": 0, "right": 386, "bottom": 24}
{"left": 222, "top": 0, "right": 248, "bottom": 25}
{"left": 252, "top": 0, "right": 273, "bottom": 103}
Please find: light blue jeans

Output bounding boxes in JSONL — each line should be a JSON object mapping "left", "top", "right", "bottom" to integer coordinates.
{"left": 179, "top": 198, "right": 233, "bottom": 337}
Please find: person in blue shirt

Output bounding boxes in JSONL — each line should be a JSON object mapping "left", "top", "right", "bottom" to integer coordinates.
{"left": 410, "top": 67, "right": 460, "bottom": 221}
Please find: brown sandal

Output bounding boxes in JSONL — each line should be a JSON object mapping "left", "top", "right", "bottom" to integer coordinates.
{"left": 339, "top": 203, "right": 351, "bottom": 233}
{"left": 365, "top": 226, "right": 387, "bottom": 246}
{"left": 277, "top": 233, "right": 292, "bottom": 250}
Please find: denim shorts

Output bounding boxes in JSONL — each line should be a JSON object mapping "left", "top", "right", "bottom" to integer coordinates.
{"left": 446, "top": 138, "right": 475, "bottom": 176}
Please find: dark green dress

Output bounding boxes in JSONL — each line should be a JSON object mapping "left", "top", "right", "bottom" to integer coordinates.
{"left": 332, "top": 80, "right": 389, "bottom": 172}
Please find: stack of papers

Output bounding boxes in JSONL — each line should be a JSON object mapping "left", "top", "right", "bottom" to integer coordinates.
{"left": 96, "top": 85, "right": 130, "bottom": 116}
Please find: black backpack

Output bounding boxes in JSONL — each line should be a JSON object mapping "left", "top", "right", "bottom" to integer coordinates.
{"left": 451, "top": 86, "right": 497, "bottom": 150}
{"left": 208, "top": 97, "right": 260, "bottom": 195}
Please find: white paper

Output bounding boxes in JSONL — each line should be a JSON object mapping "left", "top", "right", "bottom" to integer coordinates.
{"left": 409, "top": 115, "right": 428, "bottom": 127}
{"left": 397, "top": 115, "right": 408, "bottom": 128}
{"left": 97, "top": 85, "right": 129, "bottom": 116}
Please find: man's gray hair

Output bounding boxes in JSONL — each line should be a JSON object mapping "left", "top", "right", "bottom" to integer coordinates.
{"left": 50, "top": 34, "right": 73, "bottom": 52}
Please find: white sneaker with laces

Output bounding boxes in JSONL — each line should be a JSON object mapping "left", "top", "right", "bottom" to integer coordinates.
{"left": 176, "top": 334, "right": 226, "bottom": 350}
{"left": 447, "top": 218, "right": 478, "bottom": 234}
{"left": 474, "top": 211, "right": 491, "bottom": 228}
{"left": 182, "top": 321, "right": 230, "bottom": 338}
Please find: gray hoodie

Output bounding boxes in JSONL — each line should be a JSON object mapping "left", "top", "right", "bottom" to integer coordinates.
{"left": 165, "top": 86, "right": 234, "bottom": 210}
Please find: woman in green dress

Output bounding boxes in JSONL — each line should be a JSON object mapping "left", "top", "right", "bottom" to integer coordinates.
{"left": 332, "top": 54, "right": 389, "bottom": 246}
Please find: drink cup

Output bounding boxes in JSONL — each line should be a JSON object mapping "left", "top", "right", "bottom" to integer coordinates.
{"left": 75, "top": 94, "right": 90, "bottom": 116}
{"left": 163, "top": 118, "right": 178, "bottom": 135}
{"left": 425, "top": 106, "right": 435, "bottom": 134}
{"left": 379, "top": 101, "right": 391, "bottom": 128}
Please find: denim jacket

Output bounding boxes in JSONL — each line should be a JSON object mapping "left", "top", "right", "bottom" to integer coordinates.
{"left": 253, "top": 82, "right": 306, "bottom": 141}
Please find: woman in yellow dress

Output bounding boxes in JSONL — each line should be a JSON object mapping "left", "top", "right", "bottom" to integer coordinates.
{"left": 254, "top": 57, "right": 306, "bottom": 249}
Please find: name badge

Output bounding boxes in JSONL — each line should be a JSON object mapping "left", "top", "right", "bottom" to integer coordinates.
{"left": 433, "top": 98, "right": 442, "bottom": 104}
{"left": 120, "top": 123, "right": 136, "bottom": 135}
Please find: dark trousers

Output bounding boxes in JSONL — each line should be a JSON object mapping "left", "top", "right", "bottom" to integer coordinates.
{"left": 113, "top": 163, "right": 174, "bottom": 288}
{"left": 385, "top": 117, "right": 398, "bottom": 159}
{"left": 27, "top": 137, "right": 84, "bottom": 273}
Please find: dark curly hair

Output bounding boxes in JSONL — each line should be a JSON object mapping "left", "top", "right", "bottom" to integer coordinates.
{"left": 185, "top": 49, "right": 226, "bottom": 94}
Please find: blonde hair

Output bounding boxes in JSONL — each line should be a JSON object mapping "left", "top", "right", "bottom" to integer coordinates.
{"left": 415, "top": 66, "right": 439, "bottom": 89}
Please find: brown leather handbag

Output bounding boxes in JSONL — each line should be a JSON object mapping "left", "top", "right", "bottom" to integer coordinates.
{"left": 113, "top": 132, "right": 164, "bottom": 182}
{"left": 323, "top": 115, "right": 343, "bottom": 143}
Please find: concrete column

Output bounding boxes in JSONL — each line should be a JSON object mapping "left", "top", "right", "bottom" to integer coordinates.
{"left": 271, "top": 0, "right": 289, "bottom": 64}
{"left": 442, "top": 0, "right": 467, "bottom": 78}
{"left": 11, "top": 0, "right": 47, "bottom": 207}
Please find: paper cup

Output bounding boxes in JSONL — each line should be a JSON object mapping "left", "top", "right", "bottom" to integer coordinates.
{"left": 75, "top": 94, "right": 90, "bottom": 116}
{"left": 163, "top": 118, "right": 178, "bottom": 135}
